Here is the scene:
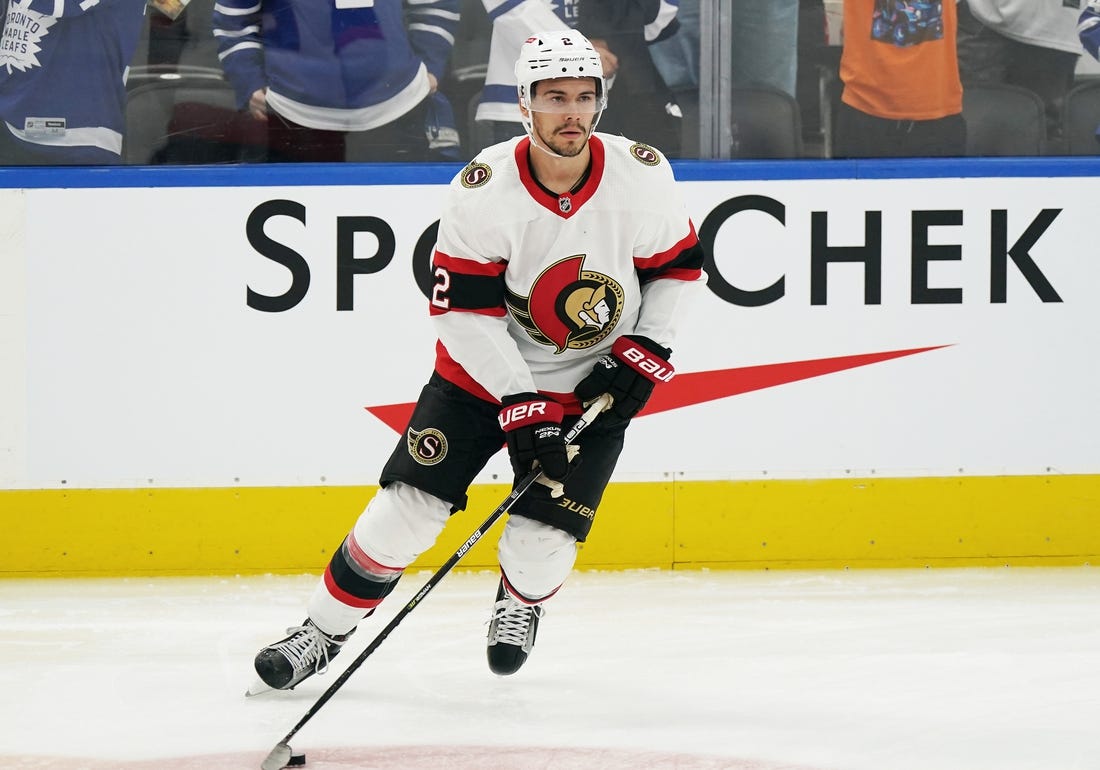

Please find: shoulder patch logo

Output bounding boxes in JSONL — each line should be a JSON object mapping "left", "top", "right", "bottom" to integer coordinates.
{"left": 629, "top": 143, "right": 661, "bottom": 166}
{"left": 407, "top": 426, "right": 448, "bottom": 465}
{"left": 460, "top": 162, "right": 492, "bottom": 188}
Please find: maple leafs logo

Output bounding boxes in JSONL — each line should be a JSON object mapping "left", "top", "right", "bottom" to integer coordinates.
{"left": 1, "top": 5, "right": 56, "bottom": 75}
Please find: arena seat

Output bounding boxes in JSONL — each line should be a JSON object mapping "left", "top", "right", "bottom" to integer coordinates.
{"left": 962, "top": 82, "right": 1045, "bottom": 157}
{"left": 1061, "top": 78, "right": 1100, "bottom": 156}
{"left": 729, "top": 85, "right": 804, "bottom": 159}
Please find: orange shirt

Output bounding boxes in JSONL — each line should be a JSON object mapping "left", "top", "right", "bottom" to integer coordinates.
{"left": 840, "top": 0, "right": 963, "bottom": 120}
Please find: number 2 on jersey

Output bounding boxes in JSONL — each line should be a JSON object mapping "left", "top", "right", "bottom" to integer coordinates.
{"left": 431, "top": 266, "right": 451, "bottom": 310}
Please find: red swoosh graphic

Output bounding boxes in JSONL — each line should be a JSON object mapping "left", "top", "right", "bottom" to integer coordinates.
{"left": 365, "top": 345, "right": 950, "bottom": 434}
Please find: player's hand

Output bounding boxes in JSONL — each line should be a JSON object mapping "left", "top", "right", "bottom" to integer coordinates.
{"left": 574, "top": 335, "right": 674, "bottom": 422}
{"left": 533, "top": 444, "right": 580, "bottom": 498}
{"left": 499, "top": 393, "right": 571, "bottom": 481}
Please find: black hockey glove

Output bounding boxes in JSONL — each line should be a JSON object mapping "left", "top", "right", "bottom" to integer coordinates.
{"left": 498, "top": 393, "right": 571, "bottom": 481}
{"left": 574, "top": 335, "right": 674, "bottom": 421}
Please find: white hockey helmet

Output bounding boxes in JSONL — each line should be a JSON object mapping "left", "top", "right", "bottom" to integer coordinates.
{"left": 514, "top": 30, "right": 606, "bottom": 149}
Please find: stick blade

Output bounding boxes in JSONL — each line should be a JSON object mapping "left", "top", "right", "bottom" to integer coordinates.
{"left": 260, "top": 742, "right": 294, "bottom": 770}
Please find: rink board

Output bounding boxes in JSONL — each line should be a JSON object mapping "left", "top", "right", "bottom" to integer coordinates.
{"left": 2, "top": 159, "right": 1099, "bottom": 575}
{"left": 3, "top": 474, "right": 1098, "bottom": 576}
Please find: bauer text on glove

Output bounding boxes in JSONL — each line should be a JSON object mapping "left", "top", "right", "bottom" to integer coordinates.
{"left": 573, "top": 335, "right": 674, "bottom": 421}
{"left": 499, "top": 393, "right": 572, "bottom": 481}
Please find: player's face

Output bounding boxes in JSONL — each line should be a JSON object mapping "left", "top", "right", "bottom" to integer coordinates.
{"left": 527, "top": 78, "right": 599, "bottom": 157}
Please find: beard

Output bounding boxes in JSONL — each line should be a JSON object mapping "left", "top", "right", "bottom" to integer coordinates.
{"left": 536, "top": 121, "right": 591, "bottom": 157}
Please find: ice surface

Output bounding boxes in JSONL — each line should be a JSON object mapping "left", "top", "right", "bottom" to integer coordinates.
{"left": 1, "top": 567, "right": 1098, "bottom": 770}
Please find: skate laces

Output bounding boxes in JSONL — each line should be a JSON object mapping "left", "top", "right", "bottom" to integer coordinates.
{"left": 277, "top": 623, "right": 336, "bottom": 675}
{"left": 489, "top": 595, "right": 544, "bottom": 647}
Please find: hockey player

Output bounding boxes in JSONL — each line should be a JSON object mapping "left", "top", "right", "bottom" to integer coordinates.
{"left": 250, "top": 29, "right": 704, "bottom": 692}
{"left": 958, "top": 0, "right": 1081, "bottom": 146}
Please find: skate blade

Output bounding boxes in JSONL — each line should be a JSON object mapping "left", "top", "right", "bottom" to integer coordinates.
{"left": 245, "top": 676, "right": 276, "bottom": 697}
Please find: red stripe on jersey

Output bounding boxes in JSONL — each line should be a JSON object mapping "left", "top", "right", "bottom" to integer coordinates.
{"left": 432, "top": 341, "right": 587, "bottom": 414}
{"left": 433, "top": 250, "right": 507, "bottom": 277}
{"left": 323, "top": 566, "right": 385, "bottom": 610}
{"left": 433, "top": 340, "right": 499, "bottom": 404}
{"left": 514, "top": 135, "right": 605, "bottom": 219}
{"left": 346, "top": 533, "right": 404, "bottom": 580}
{"left": 539, "top": 389, "right": 584, "bottom": 414}
{"left": 634, "top": 226, "right": 702, "bottom": 274}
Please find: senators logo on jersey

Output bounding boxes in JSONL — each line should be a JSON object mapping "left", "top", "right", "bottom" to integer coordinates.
{"left": 460, "top": 162, "right": 492, "bottom": 188}
{"left": 406, "top": 426, "right": 448, "bottom": 465}
{"left": 629, "top": 142, "right": 661, "bottom": 166}
{"left": 505, "top": 255, "right": 624, "bottom": 353}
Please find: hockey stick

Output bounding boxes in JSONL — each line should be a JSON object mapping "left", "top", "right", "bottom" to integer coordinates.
{"left": 260, "top": 393, "right": 612, "bottom": 770}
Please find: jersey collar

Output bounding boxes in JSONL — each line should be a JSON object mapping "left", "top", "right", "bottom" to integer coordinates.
{"left": 515, "top": 135, "right": 605, "bottom": 219}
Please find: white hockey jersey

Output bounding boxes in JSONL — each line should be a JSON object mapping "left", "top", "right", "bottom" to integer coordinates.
{"left": 966, "top": 0, "right": 1082, "bottom": 53}
{"left": 430, "top": 132, "right": 704, "bottom": 411}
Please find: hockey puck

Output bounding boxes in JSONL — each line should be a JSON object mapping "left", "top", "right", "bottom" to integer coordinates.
{"left": 287, "top": 752, "right": 306, "bottom": 767}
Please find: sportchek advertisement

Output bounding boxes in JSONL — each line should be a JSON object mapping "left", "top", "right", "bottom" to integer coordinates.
{"left": 0, "top": 169, "right": 1096, "bottom": 489}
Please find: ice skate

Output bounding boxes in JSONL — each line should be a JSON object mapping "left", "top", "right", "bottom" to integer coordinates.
{"left": 247, "top": 620, "right": 353, "bottom": 695}
{"left": 486, "top": 579, "right": 544, "bottom": 675}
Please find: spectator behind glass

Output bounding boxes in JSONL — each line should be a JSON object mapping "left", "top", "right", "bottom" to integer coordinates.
{"left": 834, "top": 0, "right": 965, "bottom": 158}
{"left": 579, "top": 1, "right": 683, "bottom": 156}
{"left": 472, "top": 0, "right": 680, "bottom": 155}
{"left": 731, "top": 0, "right": 800, "bottom": 97}
{"left": 1080, "top": 0, "right": 1100, "bottom": 56}
{"left": 0, "top": 0, "right": 146, "bottom": 165}
{"left": 212, "top": 0, "right": 460, "bottom": 163}
{"left": 648, "top": 0, "right": 696, "bottom": 94}
{"left": 646, "top": 0, "right": 799, "bottom": 157}
{"left": 958, "top": 0, "right": 1081, "bottom": 151}
{"left": 648, "top": 0, "right": 800, "bottom": 97}
{"left": 473, "top": 0, "right": 575, "bottom": 145}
